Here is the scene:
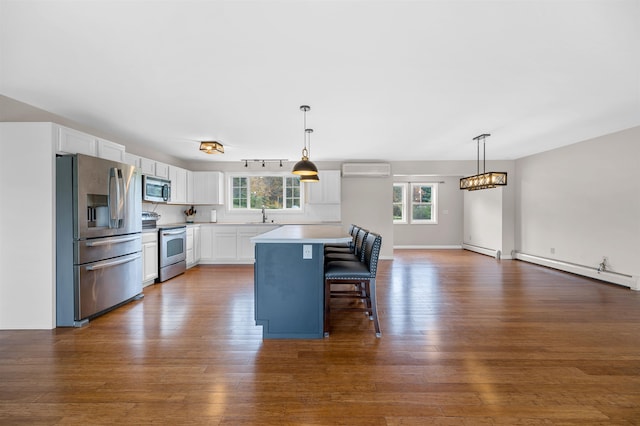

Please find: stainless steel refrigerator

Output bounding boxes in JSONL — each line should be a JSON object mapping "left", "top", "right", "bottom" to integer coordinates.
{"left": 56, "top": 154, "right": 142, "bottom": 327}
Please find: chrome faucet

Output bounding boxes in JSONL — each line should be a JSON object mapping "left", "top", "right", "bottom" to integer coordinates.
{"left": 261, "top": 206, "right": 267, "bottom": 223}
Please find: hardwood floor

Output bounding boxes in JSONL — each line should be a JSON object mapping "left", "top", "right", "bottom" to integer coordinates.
{"left": 1, "top": 250, "right": 640, "bottom": 425}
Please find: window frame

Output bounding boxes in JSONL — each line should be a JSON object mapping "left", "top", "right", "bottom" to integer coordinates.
{"left": 393, "top": 181, "right": 438, "bottom": 225}
{"left": 228, "top": 172, "right": 303, "bottom": 212}
{"left": 392, "top": 183, "right": 407, "bottom": 224}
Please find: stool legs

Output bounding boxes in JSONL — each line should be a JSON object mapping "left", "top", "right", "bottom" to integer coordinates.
{"left": 324, "top": 278, "right": 381, "bottom": 338}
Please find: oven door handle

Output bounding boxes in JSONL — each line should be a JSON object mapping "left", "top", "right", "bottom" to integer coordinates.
{"left": 86, "top": 253, "right": 141, "bottom": 271}
{"left": 162, "top": 230, "right": 186, "bottom": 236}
{"left": 85, "top": 235, "right": 141, "bottom": 247}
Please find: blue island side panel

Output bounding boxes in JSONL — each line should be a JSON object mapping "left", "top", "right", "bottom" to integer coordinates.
{"left": 254, "top": 243, "right": 324, "bottom": 339}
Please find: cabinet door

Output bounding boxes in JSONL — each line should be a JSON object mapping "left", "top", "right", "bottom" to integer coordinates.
{"left": 237, "top": 230, "right": 257, "bottom": 261}
{"left": 140, "top": 157, "right": 156, "bottom": 176}
{"left": 307, "top": 170, "right": 341, "bottom": 204}
{"left": 142, "top": 241, "right": 158, "bottom": 284}
{"left": 212, "top": 229, "right": 237, "bottom": 260}
{"left": 193, "top": 226, "right": 201, "bottom": 263}
{"left": 186, "top": 227, "right": 195, "bottom": 267}
{"left": 186, "top": 171, "right": 194, "bottom": 204}
{"left": 200, "top": 226, "right": 214, "bottom": 260}
{"left": 124, "top": 153, "right": 141, "bottom": 168}
{"left": 193, "top": 171, "right": 224, "bottom": 205}
{"left": 155, "top": 162, "right": 170, "bottom": 179}
{"left": 238, "top": 226, "right": 278, "bottom": 261}
{"left": 96, "top": 138, "right": 125, "bottom": 162}
{"left": 169, "top": 166, "right": 187, "bottom": 204}
{"left": 56, "top": 126, "right": 97, "bottom": 156}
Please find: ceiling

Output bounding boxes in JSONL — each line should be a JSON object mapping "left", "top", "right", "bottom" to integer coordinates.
{"left": 1, "top": 0, "right": 638, "bottom": 163}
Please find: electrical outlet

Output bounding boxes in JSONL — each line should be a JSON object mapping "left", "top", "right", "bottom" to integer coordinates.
{"left": 303, "top": 245, "right": 313, "bottom": 259}
{"left": 550, "top": 248, "right": 555, "bottom": 254}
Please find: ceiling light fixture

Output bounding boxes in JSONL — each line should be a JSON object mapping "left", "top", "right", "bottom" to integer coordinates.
{"left": 291, "top": 105, "right": 319, "bottom": 178}
{"left": 200, "top": 141, "right": 224, "bottom": 154}
{"left": 241, "top": 159, "right": 287, "bottom": 168}
{"left": 460, "top": 133, "right": 507, "bottom": 191}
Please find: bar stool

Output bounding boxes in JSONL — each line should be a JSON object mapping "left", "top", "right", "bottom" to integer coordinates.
{"left": 325, "top": 228, "right": 368, "bottom": 263}
{"left": 324, "top": 224, "right": 358, "bottom": 254}
{"left": 324, "top": 232, "right": 382, "bottom": 337}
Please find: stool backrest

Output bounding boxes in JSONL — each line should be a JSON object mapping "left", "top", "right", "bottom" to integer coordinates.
{"left": 354, "top": 228, "right": 369, "bottom": 260}
{"left": 362, "top": 233, "right": 382, "bottom": 277}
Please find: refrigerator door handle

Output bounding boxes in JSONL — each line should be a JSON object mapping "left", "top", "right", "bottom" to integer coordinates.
{"left": 108, "top": 167, "right": 126, "bottom": 228}
{"left": 86, "top": 253, "right": 141, "bottom": 271}
{"left": 108, "top": 167, "right": 118, "bottom": 228}
{"left": 117, "top": 168, "right": 126, "bottom": 223}
{"left": 85, "top": 235, "right": 141, "bottom": 247}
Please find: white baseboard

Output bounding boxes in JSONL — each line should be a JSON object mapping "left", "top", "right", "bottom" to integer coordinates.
{"left": 515, "top": 252, "right": 639, "bottom": 290}
{"left": 393, "top": 245, "right": 462, "bottom": 250}
{"left": 462, "top": 243, "right": 502, "bottom": 259}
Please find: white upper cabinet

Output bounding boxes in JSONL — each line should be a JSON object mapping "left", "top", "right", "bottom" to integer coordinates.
{"left": 124, "top": 152, "right": 141, "bottom": 168}
{"left": 192, "top": 171, "right": 224, "bottom": 205}
{"left": 139, "top": 157, "right": 156, "bottom": 176}
{"left": 96, "top": 138, "right": 125, "bottom": 162}
{"left": 154, "top": 162, "right": 170, "bottom": 179}
{"left": 307, "top": 170, "right": 341, "bottom": 204}
{"left": 56, "top": 126, "right": 97, "bottom": 156}
{"left": 186, "top": 171, "right": 194, "bottom": 204}
{"left": 169, "top": 166, "right": 188, "bottom": 204}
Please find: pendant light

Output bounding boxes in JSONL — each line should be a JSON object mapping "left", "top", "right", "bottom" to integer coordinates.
{"left": 291, "top": 105, "right": 319, "bottom": 177}
{"left": 459, "top": 133, "right": 507, "bottom": 190}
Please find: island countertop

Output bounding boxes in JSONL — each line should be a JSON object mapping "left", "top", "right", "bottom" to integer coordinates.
{"left": 251, "top": 224, "right": 351, "bottom": 244}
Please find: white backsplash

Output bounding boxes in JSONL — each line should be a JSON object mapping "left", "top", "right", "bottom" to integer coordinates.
{"left": 143, "top": 202, "right": 340, "bottom": 225}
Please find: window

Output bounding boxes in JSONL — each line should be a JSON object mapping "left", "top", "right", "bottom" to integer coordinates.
{"left": 410, "top": 183, "right": 437, "bottom": 224}
{"left": 393, "top": 182, "right": 438, "bottom": 224}
{"left": 393, "top": 183, "right": 407, "bottom": 223}
{"left": 231, "top": 174, "right": 301, "bottom": 210}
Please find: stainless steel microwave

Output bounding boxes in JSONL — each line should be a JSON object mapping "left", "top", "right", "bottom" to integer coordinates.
{"left": 142, "top": 175, "right": 171, "bottom": 203}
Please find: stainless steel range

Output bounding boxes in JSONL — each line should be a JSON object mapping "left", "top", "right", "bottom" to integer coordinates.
{"left": 158, "top": 225, "right": 186, "bottom": 282}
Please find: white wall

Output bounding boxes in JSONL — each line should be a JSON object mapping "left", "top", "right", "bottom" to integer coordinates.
{"left": 463, "top": 188, "right": 503, "bottom": 251}
{"left": 515, "top": 126, "right": 640, "bottom": 277}
{"left": 0, "top": 123, "right": 56, "bottom": 329}
{"left": 393, "top": 175, "right": 464, "bottom": 247}
{"left": 340, "top": 176, "right": 394, "bottom": 259}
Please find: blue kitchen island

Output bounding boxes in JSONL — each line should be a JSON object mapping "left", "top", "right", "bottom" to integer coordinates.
{"left": 252, "top": 225, "right": 351, "bottom": 339}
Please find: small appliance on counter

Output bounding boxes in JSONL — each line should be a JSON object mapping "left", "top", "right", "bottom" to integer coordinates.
{"left": 142, "top": 211, "right": 160, "bottom": 229}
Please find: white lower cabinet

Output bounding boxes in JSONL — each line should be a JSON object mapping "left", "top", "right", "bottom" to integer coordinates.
{"left": 199, "top": 225, "right": 278, "bottom": 264}
{"left": 186, "top": 225, "right": 200, "bottom": 268}
{"left": 142, "top": 231, "right": 158, "bottom": 286}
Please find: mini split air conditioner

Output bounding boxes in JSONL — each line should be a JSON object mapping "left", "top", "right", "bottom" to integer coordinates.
{"left": 341, "top": 163, "right": 391, "bottom": 177}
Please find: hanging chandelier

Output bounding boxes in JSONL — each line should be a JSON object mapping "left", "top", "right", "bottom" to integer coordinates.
{"left": 291, "top": 105, "right": 319, "bottom": 179}
{"left": 459, "top": 133, "right": 507, "bottom": 191}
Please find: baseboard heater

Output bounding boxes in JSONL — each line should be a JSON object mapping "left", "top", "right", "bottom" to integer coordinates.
{"left": 462, "top": 243, "right": 502, "bottom": 259}
{"left": 514, "top": 252, "right": 639, "bottom": 291}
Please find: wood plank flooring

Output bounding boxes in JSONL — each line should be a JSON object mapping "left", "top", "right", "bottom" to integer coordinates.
{"left": 1, "top": 250, "right": 640, "bottom": 425}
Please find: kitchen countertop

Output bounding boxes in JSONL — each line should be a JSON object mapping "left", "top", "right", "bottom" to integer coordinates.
{"left": 251, "top": 224, "right": 351, "bottom": 244}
